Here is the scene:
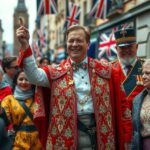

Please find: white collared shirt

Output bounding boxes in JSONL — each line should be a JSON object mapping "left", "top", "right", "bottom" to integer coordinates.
{"left": 71, "top": 57, "right": 94, "bottom": 115}
{"left": 24, "top": 55, "right": 94, "bottom": 115}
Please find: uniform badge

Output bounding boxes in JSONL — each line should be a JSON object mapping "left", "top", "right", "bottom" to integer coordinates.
{"left": 136, "top": 75, "right": 143, "bottom": 85}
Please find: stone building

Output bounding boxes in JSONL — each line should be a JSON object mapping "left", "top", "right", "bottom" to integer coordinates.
{"left": 35, "top": 0, "right": 150, "bottom": 61}
{"left": 88, "top": 0, "right": 150, "bottom": 59}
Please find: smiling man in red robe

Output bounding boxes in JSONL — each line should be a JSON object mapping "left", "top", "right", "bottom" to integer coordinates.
{"left": 16, "top": 23, "right": 131, "bottom": 150}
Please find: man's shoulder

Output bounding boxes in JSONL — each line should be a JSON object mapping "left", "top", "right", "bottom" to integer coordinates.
{"left": 47, "top": 59, "right": 70, "bottom": 79}
{"left": 90, "top": 58, "right": 112, "bottom": 79}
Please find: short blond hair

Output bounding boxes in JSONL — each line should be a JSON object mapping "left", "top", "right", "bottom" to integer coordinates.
{"left": 66, "top": 25, "right": 90, "bottom": 43}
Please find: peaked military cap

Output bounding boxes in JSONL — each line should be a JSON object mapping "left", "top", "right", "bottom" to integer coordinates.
{"left": 114, "top": 28, "right": 136, "bottom": 47}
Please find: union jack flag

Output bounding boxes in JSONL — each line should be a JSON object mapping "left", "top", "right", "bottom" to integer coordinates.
{"left": 89, "top": 0, "right": 106, "bottom": 19}
{"left": 33, "top": 40, "right": 41, "bottom": 57}
{"left": 37, "top": 30, "right": 46, "bottom": 48}
{"left": 37, "top": 0, "right": 44, "bottom": 16}
{"left": 44, "top": 0, "right": 57, "bottom": 15}
{"left": 97, "top": 23, "right": 134, "bottom": 61}
{"left": 98, "top": 29, "right": 117, "bottom": 61}
{"left": 64, "top": 1, "right": 81, "bottom": 31}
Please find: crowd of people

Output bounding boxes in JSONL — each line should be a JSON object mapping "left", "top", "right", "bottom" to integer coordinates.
{"left": 0, "top": 23, "right": 149, "bottom": 150}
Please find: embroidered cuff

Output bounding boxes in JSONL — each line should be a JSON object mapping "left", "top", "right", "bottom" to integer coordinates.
{"left": 18, "top": 47, "right": 33, "bottom": 68}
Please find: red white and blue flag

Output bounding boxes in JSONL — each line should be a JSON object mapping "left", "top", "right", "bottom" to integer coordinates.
{"left": 64, "top": 1, "right": 81, "bottom": 31}
{"left": 89, "top": 0, "right": 106, "bottom": 19}
{"left": 37, "top": 0, "right": 44, "bottom": 16}
{"left": 37, "top": 30, "right": 46, "bottom": 48}
{"left": 44, "top": 0, "right": 58, "bottom": 15}
{"left": 33, "top": 40, "right": 41, "bottom": 57}
{"left": 98, "top": 30, "right": 117, "bottom": 61}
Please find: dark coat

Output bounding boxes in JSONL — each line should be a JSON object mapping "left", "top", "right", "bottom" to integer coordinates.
{"left": 132, "top": 89, "right": 148, "bottom": 150}
{"left": 0, "top": 118, "right": 12, "bottom": 150}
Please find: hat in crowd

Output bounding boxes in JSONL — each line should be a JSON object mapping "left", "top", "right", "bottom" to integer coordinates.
{"left": 114, "top": 28, "right": 136, "bottom": 47}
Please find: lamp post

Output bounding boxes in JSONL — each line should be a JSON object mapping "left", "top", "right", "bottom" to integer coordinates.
{"left": 2, "top": 41, "right": 6, "bottom": 58}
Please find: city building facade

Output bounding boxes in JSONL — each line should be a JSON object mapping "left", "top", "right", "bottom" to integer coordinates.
{"left": 35, "top": 0, "right": 150, "bottom": 62}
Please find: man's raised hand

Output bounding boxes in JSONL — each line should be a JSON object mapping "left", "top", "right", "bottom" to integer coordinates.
{"left": 16, "top": 17, "right": 30, "bottom": 50}
{"left": 19, "top": 17, "right": 24, "bottom": 26}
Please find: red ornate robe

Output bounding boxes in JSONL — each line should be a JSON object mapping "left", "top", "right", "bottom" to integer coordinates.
{"left": 18, "top": 47, "right": 131, "bottom": 150}
{"left": 35, "top": 57, "right": 125, "bottom": 150}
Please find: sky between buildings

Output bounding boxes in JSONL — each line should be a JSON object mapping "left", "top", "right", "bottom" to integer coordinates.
{"left": 0, "top": 0, "right": 36, "bottom": 45}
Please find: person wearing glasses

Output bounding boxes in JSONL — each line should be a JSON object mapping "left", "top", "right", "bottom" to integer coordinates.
{"left": 16, "top": 24, "right": 132, "bottom": 150}
{"left": 2, "top": 56, "right": 19, "bottom": 88}
{"left": 132, "top": 59, "right": 150, "bottom": 150}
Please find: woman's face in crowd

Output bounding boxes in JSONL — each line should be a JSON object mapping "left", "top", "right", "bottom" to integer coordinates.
{"left": 142, "top": 63, "right": 150, "bottom": 89}
{"left": 17, "top": 72, "right": 32, "bottom": 91}
{"left": 41, "top": 59, "right": 49, "bottom": 67}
